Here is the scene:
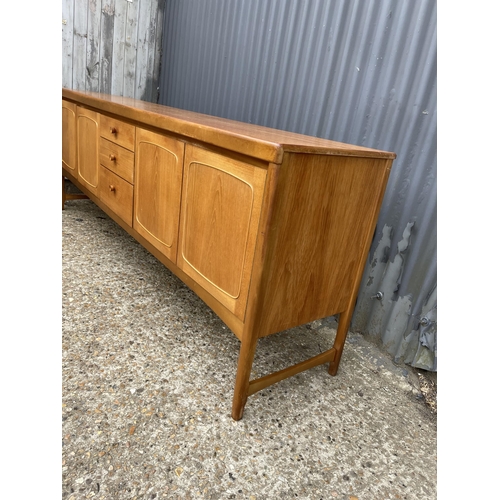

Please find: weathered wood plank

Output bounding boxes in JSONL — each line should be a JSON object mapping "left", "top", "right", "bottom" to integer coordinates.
{"left": 135, "top": 0, "right": 154, "bottom": 102}
{"left": 86, "top": 0, "right": 102, "bottom": 92}
{"left": 62, "top": 0, "right": 162, "bottom": 100}
{"left": 62, "top": 0, "right": 75, "bottom": 88}
{"left": 100, "top": 0, "right": 116, "bottom": 95}
{"left": 151, "top": 0, "right": 165, "bottom": 103}
{"left": 72, "top": 0, "right": 88, "bottom": 90}
{"left": 110, "top": 0, "right": 128, "bottom": 96}
{"left": 123, "top": 0, "right": 139, "bottom": 99}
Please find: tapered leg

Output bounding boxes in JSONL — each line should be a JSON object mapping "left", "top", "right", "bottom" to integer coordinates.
{"left": 62, "top": 176, "right": 67, "bottom": 210}
{"left": 62, "top": 176, "right": 89, "bottom": 206}
{"left": 328, "top": 309, "right": 352, "bottom": 376}
{"left": 231, "top": 335, "right": 259, "bottom": 421}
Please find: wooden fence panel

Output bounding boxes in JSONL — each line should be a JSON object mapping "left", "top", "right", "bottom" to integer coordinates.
{"left": 62, "top": 0, "right": 163, "bottom": 102}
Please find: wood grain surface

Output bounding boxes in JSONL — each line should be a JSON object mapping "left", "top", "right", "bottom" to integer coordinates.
{"left": 178, "top": 144, "right": 267, "bottom": 320}
{"left": 76, "top": 106, "right": 99, "bottom": 194}
{"left": 133, "top": 128, "right": 184, "bottom": 262}
{"left": 63, "top": 90, "right": 396, "bottom": 420}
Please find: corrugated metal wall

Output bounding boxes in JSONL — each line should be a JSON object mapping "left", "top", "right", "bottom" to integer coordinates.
{"left": 62, "top": 0, "right": 164, "bottom": 102}
{"left": 159, "top": 0, "right": 437, "bottom": 371}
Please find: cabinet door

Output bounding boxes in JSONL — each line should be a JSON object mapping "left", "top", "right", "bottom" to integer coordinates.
{"left": 178, "top": 145, "right": 267, "bottom": 320}
{"left": 133, "top": 128, "right": 184, "bottom": 262}
{"left": 76, "top": 107, "right": 99, "bottom": 195}
{"left": 62, "top": 101, "right": 77, "bottom": 172}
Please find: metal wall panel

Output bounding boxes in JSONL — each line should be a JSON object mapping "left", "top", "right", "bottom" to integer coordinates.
{"left": 159, "top": 0, "right": 437, "bottom": 371}
{"left": 62, "top": 0, "right": 164, "bottom": 102}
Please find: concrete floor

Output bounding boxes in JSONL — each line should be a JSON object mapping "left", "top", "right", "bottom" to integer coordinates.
{"left": 62, "top": 197, "right": 437, "bottom": 500}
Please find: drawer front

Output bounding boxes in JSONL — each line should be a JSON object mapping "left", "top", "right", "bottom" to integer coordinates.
{"left": 100, "top": 114, "right": 135, "bottom": 151}
{"left": 98, "top": 166, "right": 134, "bottom": 226}
{"left": 99, "top": 137, "right": 134, "bottom": 183}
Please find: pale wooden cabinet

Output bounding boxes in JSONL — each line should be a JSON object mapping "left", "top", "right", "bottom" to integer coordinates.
{"left": 62, "top": 89, "right": 396, "bottom": 420}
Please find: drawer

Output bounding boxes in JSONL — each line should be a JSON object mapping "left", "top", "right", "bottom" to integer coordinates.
{"left": 99, "top": 137, "right": 134, "bottom": 184}
{"left": 98, "top": 166, "right": 134, "bottom": 226}
{"left": 100, "top": 114, "right": 135, "bottom": 151}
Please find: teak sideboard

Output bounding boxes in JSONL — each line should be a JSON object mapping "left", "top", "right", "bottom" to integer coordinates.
{"left": 62, "top": 88, "right": 396, "bottom": 420}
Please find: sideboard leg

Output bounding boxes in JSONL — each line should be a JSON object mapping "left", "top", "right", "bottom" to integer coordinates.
{"left": 231, "top": 335, "right": 259, "bottom": 421}
{"left": 328, "top": 308, "right": 353, "bottom": 377}
{"left": 62, "top": 176, "right": 67, "bottom": 210}
{"left": 62, "top": 175, "right": 89, "bottom": 206}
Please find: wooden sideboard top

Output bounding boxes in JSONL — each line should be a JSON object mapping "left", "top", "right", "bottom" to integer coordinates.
{"left": 63, "top": 88, "right": 396, "bottom": 164}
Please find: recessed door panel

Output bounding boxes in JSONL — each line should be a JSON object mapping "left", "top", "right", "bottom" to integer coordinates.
{"left": 133, "top": 128, "right": 184, "bottom": 262}
{"left": 77, "top": 107, "right": 99, "bottom": 194}
{"left": 178, "top": 145, "right": 267, "bottom": 320}
{"left": 62, "top": 101, "right": 76, "bottom": 172}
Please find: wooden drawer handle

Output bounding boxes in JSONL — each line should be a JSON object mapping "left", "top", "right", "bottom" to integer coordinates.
{"left": 109, "top": 154, "right": 116, "bottom": 161}
{"left": 110, "top": 127, "right": 117, "bottom": 134}
{"left": 109, "top": 185, "right": 116, "bottom": 192}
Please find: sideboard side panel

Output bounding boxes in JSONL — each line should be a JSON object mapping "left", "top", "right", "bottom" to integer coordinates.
{"left": 256, "top": 152, "right": 392, "bottom": 336}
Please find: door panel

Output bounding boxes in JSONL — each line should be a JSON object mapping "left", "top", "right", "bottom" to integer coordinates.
{"left": 77, "top": 107, "right": 99, "bottom": 194}
{"left": 133, "top": 128, "right": 184, "bottom": 262}
{"left": 62, "top": 101, "right": 77, "bottom": 172}
{"left": 178, "top": 144, "right": 267, "bottom": 320}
